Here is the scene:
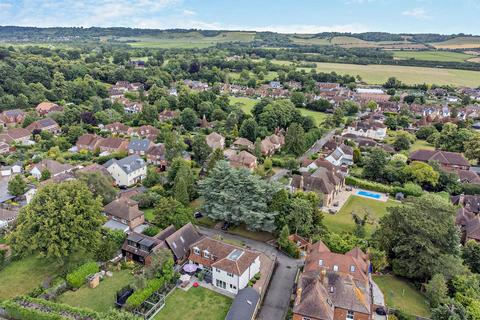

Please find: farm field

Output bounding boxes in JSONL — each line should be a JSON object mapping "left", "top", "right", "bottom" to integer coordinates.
{"left": 392, "top": 50, "right": 477, "bottom": 62}
{"left": 271, "top": 60, "right": 480, "bottom": 87}
{"left": 57, "top": 270, "right": 134, "bottom": 313}
{"left": 431, "top": 36, "right": 480, "bottom": 49}
{"left": 373, "top": 275, "right": 431, "bottom": 318}
{"left": 155, "top": 287, "right": 232, "bottom": 320}
{"left": 323, "top": 196, "right": 399, "bottom": 236}
{"left": 125, "top": 31, "right": 256, "bottom": 48}
{"left": 229, "top": 96, "right": 328, "bottom": 125}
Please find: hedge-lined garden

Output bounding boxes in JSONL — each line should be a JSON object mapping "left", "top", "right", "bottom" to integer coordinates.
{"left": 66, "top": 262, "right": 100, "bottom": 288}
{"left": 345, "top": 176, "right": 423, "bottom": 197}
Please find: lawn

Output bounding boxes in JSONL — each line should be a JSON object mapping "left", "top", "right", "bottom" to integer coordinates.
{"left": 57, "top": 270, "right": 134, "bottom": 313}
{"left": 272, "top": 60, "right": 480, "bottom": 87}
{"left": 0, "top": 256, "right": 61, "bottom": 301}
{"left": 373, "top": 274, "right": 431, "bottom": 318}
{"left": 228, "top": 224, "right": 275, "bottom": 242}
{"left": 229, "top": 96, "right": 328, "bottom": 125}
{"left": 155, "top": 287, "right": 232, "bottom": 320}
{"left": 323, "top": 196, "right": 399, "bottom": 236}
{"left": 392, "top": 50, "right": 476, "bottom": 63}
{"left": 409, "top": 139, "right": 435, "bottom": 152}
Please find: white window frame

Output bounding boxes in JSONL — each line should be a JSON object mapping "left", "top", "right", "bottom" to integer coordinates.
{"left": 333, "top": 265, "right": 339, "bottom": 272}
{"left": 346, "top": 310, "right": 354, "bottom": 320}
{"left": 350, "top": 265, "right": 355, "bottom": 272}
{"left": 193, "top": 247, "right": 200, "bottom": 255}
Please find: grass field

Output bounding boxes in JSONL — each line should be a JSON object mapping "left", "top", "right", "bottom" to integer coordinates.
{"left": 271, "top": 60, "right": 480, "bottom": 87}
{"left": 392, "top": 50, "right": 476, "bottom": 62}
{"left": 228, "top": 71, "right": 278, "bottom": 82}
{"left": 155, "top": 287, "right": 232, "bottom": 320}
{"left": 57, "top": 270, "right": 134, "bottom": 313}
{"left": 373, "top": 275, "right": 430, "bottom": 318}
{"left": 323, "top": 196, "right": 398, "bottom": 236}
{"left": 0, "top": 256, "right": 60, "bottom": 301}
{"left": 229, "top": 96, "right": 328, "bottom": 125}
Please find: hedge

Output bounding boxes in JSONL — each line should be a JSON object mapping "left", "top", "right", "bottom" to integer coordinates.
{"left": 345, "top": 176, "right": 423, "bottom": 197}
{"left": 66, "top": 262, "right": 99, "bottom": 288}
{"left": 125, "top": 278, "right": 164, "bottom": 309}
{"left": 2, "top": 296, "right": 99, "bottom": 320}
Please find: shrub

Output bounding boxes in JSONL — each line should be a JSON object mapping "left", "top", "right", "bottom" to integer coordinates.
{"left": 126, "top": 278, "right": 165, "bottom": 309}
{"left": 142, "top": 226, "right": 160, "bottom": 237}
{"left": 66, "top": 262, "right": 99, "bottom": 288}
{"left": 2, "top": 296, "right": 99, "bottom": 320}
{"left": 345, "top": 176, "right": 423, "bottom": 197}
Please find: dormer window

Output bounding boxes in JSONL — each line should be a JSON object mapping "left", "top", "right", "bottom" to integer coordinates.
{"left": 319, "top": 259, "right": 323, "bottom": 266}
{"left": 333, "top": 265, "right": 339, "bottom": 272}
{"left": 203, "top": 250, "right": 210, "bottom": 258}
{"left": 350, "top": 265, "right": 355, "bottom": 272}
{"left": 330, "top": 286, "right": 334, "bottom": 293}
{"left": 180, "top": 236, "right": 185, "bottom": 243}
{"left": 194, "top": 247, "right": 200, "bottom": 255}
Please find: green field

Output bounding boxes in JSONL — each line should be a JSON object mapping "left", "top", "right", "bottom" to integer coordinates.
{"left": 323, "top": 196, "right": 398, "bottom": 236}
{"left": 58, "top": 270, "right": 134, "bottom": 313}
{"left": 393, "top": 50, "right": 476, "bottom": 62}
{"left": 228, "top": 71, "right": 278, "bottom": 82}
{"left": 229, "top": 96, "right": 328, "bottom": 125}
{"left": 155, "top": 287, "right": 232, "bottom": 320}
{"left": 0, "top": 256, "right": 61, "bottom": 301}
{"left": 271, "top": 60, "right": 480, "bottom": 87}
{"left": 125, "top": 31, "right": 256, "bottom": 48}
{"left": 409, "top": 139, "right": 435, "bottom": 152}
{"left": 373, "top": 275, "right": 431, "bottom": 318}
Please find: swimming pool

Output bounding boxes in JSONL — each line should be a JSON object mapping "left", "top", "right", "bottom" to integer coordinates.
{"left": 356, "top": 190, "right": 382, "bottom": 199}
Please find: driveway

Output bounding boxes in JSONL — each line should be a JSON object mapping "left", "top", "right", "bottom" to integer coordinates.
{"left": 197, "top": 227, "right": 301, "bottom": 320}
{"left": 269, "top": 168, "right": 288, "bottom": 182}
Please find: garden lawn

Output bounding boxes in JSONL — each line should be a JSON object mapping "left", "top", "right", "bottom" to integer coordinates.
{"left": 228, "top": 224, "right": 275, "bottom": 242}
{"left": 155, "top": 287, "right": 232, "bottom": 320}
{"left": 143, "top": 208, "right": 155, "bottom": 222}
{"left": 373, "top": 275, "right": 431, "bottom": 318}
{"left": 323, "top": 195, "right": 399, "bottom": 236}
{"left": 409, "top": 139, "right": 435, "bottom": 152}
{"left": 57, "top": 270, "right": 134, "bottom": 313}
{"left": 0, "top": 256, "right": 61, "bottom": 301}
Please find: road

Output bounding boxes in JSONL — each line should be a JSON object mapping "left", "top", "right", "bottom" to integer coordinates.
{"left": 298, "top": 129, "right": 336, "bottom": 162}
{"left": 198, "top": 227, "right": 301, "bottom": 320}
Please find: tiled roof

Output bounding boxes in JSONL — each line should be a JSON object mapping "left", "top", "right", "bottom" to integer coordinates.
{"left": 165, "top": 223, "right": 201, "bottom": 260}
{"left": 104, "top": 198, "right": 143, "bottom": 222}
{"left": 104, "top": 155, "right": 146, "bottom": 174}
{"left": 410, "top": 150, "right": 470, "bottom": 167}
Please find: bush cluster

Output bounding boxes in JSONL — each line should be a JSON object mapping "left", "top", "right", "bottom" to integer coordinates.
{"left": 66, "top": 262, "right": 99, "bottom": 289}
{"left": 125, "top": 278, "right": 164, "bottom": 309}
{"left": 345, "top": 176, "right": 423, "bottom": 197}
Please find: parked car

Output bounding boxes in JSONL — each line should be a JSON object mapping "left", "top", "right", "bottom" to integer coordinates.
{"left": 194, "top": 211, "right": 203, "bottom": 219}
{"left": 221, "top": 221, "right": 231, "bottom": 230}
{"left": 375, "top": 307, "right": 387, "bottom": 316}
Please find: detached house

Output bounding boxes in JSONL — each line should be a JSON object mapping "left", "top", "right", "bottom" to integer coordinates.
{"left": 325, "top": 144, "right": 353, "bottom": 167}
{"left": 128, "top": 139, "right": 153, "bottom": 156}
{"left": 104, "top": 155, "right": 147, "bottom": 187}
{"left": 206, "top": 132, "right": 225, "bottom": 150}
{"left": 0, "top": 109, "right": 25, "bottom": 127}
{"left": 344, "top": 121, "right": 387, "bottom": 141}
{"left": 159, "top": 110, "right": 178, "bottom": 122}
{"left": 291, "top": 160, "right": 344, "bottom": 207}
{"left": 409, "top": 149, "right": 470, "bottom": 171}
{"left": 228, "top": 151, "right": 258, "bottom": 171}
{"left": 96, "top": 137, "right": 129, "bottom": 154}
{"left": 76, "top": 134, "right": 102, "bottom": 152}
{"left": 452, "top": 195, "right": 480, "bottom": 243}
{"left": 260, "top": 133, "right": 285, "bottom": 156}
{"left": 36, "top": 102, "right": 63, "bottom": 116}
{"left": 26, "top": 118, "right": 61, "bottom": 134}
{"left": 0, "top": 128, "right": 31, "bottom": 145}
{"left": 188, "top": 236, "right": 261, "bottom": 295}
{"left": 103, "top": 197, "right": 145, "bottom": 232}
{"left": 0, "top": 142, "right": 9, "bottom": 154}
{"left": 145, "top": 144, "right": 167, "bottom": 168}
{"left": 30, "top": 159, "right": 74, "bottom": 180}
{"left": 105, "top": 122, "right": 130, "bottom": 135}
{"left": 293, "top": 241, "right": 373, "bottom": 320}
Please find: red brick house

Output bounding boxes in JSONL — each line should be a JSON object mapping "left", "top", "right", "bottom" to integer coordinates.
{"left": 26, "top": 118, "right": 61, "bottom": 134}
{"left": 409, "top": 149, "right": 470, "bottom": 170}
{"left": 36, "top": 102, "right": 64, "bottom": 116}
{"left": 0, "top": 109, "right": 25, "bottom": 127}
{"left": 293, "top": 241, "right": 373, "bottom": 320}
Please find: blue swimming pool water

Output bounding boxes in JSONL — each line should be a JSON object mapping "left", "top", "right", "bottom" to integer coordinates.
{"left": 357, "top": 190, "right": 381, "bottom": 199}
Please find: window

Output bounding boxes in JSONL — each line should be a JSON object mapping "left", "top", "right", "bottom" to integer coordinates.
{"left": 227, "top": 272, "right": 234, "bottom": 277}
{"left": 330, "top": 286, "right": 334, "bottom": 293}
{"left": 203, "top": 250, "right": 209, "bottom": 258}
{"left": 319, "top": 259, "right": 323, "bottom": 266}
{"left": 229, "top": 284, "right": 237, "bottom": 290}
{"left": 350, "top": 265, "right": 355, "bottom": 272}
{"left": 346, "top": 310, "right": 354, "bottom": 320}
{"left": 302, "top": 317, "right": 311, "bottom": 320}
{"left": 216, "top": 268, "right": 221, "bottom": 273}
{"left": 333, "top": 265, "right": 339, "bottom": 272}
{"left": 193, "top": 247, "right": 200, "bottom": 255}
{"left": 216, "top": 279, "right": 226, "bottom": 289}
{"left": 180, "top": 236, "right": 185, "bottom": 243}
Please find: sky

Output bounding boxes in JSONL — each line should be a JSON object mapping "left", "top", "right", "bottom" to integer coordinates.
{"left": 0, "top": 0, "right": 479, "bottom": 35}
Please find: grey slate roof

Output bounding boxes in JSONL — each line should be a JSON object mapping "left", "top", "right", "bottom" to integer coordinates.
{"left": 128, "top": 139, "right": 151, "bottom": 152}
{"left": 225, "top": 287, "right": 260, "bottom": 320}
{"left": 104, "top": 155, "right": 146, "bottom": 174}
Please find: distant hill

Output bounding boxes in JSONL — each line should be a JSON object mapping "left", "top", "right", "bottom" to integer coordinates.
{"left": 0, "top": 26, "right": 479, "bottom": 49}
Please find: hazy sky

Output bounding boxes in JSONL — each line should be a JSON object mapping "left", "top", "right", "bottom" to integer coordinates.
{"left": 0, "top": 0, "right": 479, "bottom": 34}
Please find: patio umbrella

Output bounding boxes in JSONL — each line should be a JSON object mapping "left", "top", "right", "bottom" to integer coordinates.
{"left": 180, "top": 274, "right": 191, "bottom": 282}
{"left": 183, "top": 263, "right": 198, "bottom": 273}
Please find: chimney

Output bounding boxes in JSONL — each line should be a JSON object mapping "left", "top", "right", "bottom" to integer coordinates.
{"left": 320, "top": 268, "right": 328, "bottom": 288}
